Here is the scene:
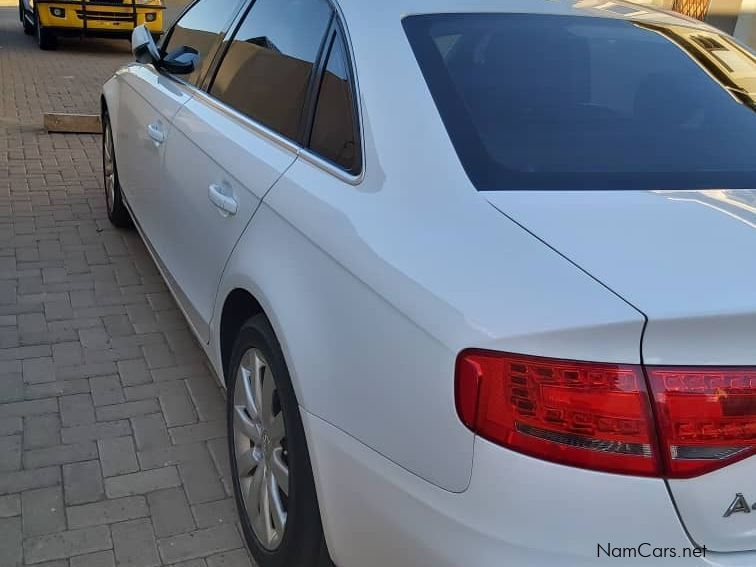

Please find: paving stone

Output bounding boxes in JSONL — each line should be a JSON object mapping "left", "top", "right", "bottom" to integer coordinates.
{"left": 148, "top": 487, "right": 196, "bottom": 538}
{"left": 185, "top": 377, "right": 225, "bottom": 422}
{"left": 192, "top": 499, "right": 238, "bottom": 529}
{"left": 23, "top": 525, "right": 112, "bottom": 564}
{"left": 0, "top": 467, "right": 60, "bottom": 495}
{"left": 142, "top": 343, "right": 176, "bottom": 370}
{"left": 166, "top": 560, "right": 207, "bottom": 567}
{"left": 78, "top": 328, "right": 110, "bottom": 349}
{"left": 70, "top": 550, "right": 115, "bottom": 567}
{"left": 22, "top": 357, "right": 55, "bottom": 384}
{"left": 0, "top": 397, "right": 57, "bottom": 418}
{"left": 0, "top": 517, "right": 22, "bottom": 567}
{"left": 132, "top": 413, "right": 170, "bottom": 451}
{"left": 25, "top": 379, "right": 91, "bottom": 401}
{"left": 104, "top": 466, "right": 182, "bottom": 498}
{"left": 103, "top": 314, "right": 134, "bottom": 338}
{"left": 52, "top": 342, "right": 84, "bottom": 368}
{"left": 24, "top": 441, "right": 98, "bottom": 468}
{"left": 24, "top": 414, "right": 61, "bottom": 449}
{"left": 98, "top": 436, "right": 138, "bottom": 477}
{"left": 178, "top": 449, "right": 226, "bottom": 505}
{"left": 61, "top": 418, "right": 131, "bottom": 444}
{"left": 138, "top": 442, "right": 208, "bottom": 470}
{"left": 152, "top": 364, "right": 209, "bottom": 382}
{"left": 0, "top": 435, "right": 21, "bottom": 471}
{"left": 207, "top": 438, "right": 233, "bottom": 497}
{"left": 0, "top": 416, "right": 22, "bottom": 436}
{"left": 63, "top": 460, "right": 104, "bottom": 505}
{"left": 0, "top": 367, "right": 24, "bottom": 403}
{"left": 59, "top": 393, "right": 95, "bottom": 427}
{"left": 89, "top": 375, "right": 124, "bottom": 406}
{"left": 111, "top": 518, "right": 160, "bottom": 567}
{"left": 117, "top": 358, "right": 151, "bottom": 386}
{"left": 67, "top": 496, "right": 149, "bottom": 529}
{"left": 0, "top": 345, "right": 51, "bottom": 363}
{"left": 169, "top": 421, "right": 226, "bottom": 445}
{"left": 0, "top": 494, "right": 21, "bottom": 518}
{"left": 159, "top": 382, "right": 198, "bottom": 427}
{"left": 44, "top": 301, "right": 73, "bottom": 322}
{"left": 206, "top": 549, "right": 254, "bottom": 567}
{"left": 95, "top": 399, "right": 159, "bottom": 422}
{"left": 157, "top": 524, "right": 243, "bottom": 564}
{"left": 21, "top": 486, "right": 65, "bottom": 536}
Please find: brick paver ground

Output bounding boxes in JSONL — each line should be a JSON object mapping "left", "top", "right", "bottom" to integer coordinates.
{"left": 0, "top": 5, "right": 257, "bottom": 566}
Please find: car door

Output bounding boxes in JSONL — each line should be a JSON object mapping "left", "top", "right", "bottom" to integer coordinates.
{"left": 158, "top": 0, "right": 334, "bottom": 342}
{"left": 115, "top": 0, "right": 246, "bottom": 260}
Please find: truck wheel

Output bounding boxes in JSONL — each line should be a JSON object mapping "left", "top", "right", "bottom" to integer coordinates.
{"left": 35, "top": 11, "right": 57, "bottom": 50}
{"left": 20, "top": 4, "right": 33, "bottom": 35}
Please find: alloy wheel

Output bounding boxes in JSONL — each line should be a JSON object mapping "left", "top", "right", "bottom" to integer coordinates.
{"left": 103, "top": 123, "right": 116, "bottom": 214}
{"left": 233, "top": 348, "right": 290, "bottom": 551}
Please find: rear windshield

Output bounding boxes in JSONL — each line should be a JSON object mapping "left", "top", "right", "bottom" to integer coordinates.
{"left": 403, "top": 14, "right": 756, "bottom": 191}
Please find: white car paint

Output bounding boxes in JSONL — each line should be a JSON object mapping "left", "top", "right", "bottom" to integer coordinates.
{"left": 102, "top": 0, "right": 756, "bottom": 563}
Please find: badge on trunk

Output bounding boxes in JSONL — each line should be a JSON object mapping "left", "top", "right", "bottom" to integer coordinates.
{"left": 723, "top": 493, "right": 755, "bottom": 517}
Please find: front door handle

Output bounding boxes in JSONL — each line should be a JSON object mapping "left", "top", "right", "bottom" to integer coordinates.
{"left": 208, "top": 183, "right": 238, "bottom": 216}
{"left": 147, "top": 122, "right": 165, "bottom": 145}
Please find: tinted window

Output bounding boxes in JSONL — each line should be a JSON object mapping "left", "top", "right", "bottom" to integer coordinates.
{"left": 404, "top": 14, "right": 756, "bottom": 191}
{"left": 163, "top": 0, "right": 244, "bottom": 85}
{"left": 309, "top": 33, "right": 359, "bottom": 172}
{"left": 210, "top": 0, "right": 332, "bottom": 141}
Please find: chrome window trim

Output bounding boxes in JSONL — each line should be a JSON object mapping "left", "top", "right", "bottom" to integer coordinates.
{"left": 300, "top": 147, "right": 364, "bottom": 185}
{"left": 189, "top": 88, "right": 301, "bottom": 156}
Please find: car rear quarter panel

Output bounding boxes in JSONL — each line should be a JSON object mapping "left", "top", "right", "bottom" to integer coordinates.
{"left": 211, "top": 1, "right": 648, "bottom": 493}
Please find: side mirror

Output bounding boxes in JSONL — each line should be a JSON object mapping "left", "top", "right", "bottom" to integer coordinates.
{"left": 161, "top": 46, "right": 199, "bottom": 75}
{"left": 131, "top": 25, "right": 159, "bottom": 65}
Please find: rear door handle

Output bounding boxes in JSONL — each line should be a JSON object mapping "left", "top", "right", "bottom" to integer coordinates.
{"left": 147, "top": 122, "right": 165, "bottom": 145}
{"left": 208, "top": 183, "right": 238, "bottom": 216}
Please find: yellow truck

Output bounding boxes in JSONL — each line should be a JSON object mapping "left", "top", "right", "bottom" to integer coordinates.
{"left": 19, "top": 0, "right": 164, "bottom": 50}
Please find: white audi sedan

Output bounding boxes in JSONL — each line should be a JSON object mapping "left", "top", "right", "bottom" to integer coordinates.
{"left": 102, "top": 0, "right": 756, "bottom": 565}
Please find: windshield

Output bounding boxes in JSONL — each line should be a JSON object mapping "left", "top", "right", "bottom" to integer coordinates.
{"left": 403, "top": 14, "right": 756, "bottom": 191}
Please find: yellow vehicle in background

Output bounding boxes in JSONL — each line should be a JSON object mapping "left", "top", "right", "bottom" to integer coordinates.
{"left": 19, "top": 0, "right": 164, "bottom": 50}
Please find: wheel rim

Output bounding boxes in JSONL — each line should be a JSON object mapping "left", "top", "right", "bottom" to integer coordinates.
{"left": 103, "top": 124, "right": 116, "bottom": 213}
{"left": 233, "top": 348, "right": 289, "bottom": 551}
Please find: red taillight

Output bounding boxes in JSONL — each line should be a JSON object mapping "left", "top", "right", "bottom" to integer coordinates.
{"left": 456, "top": 351, "right": 756, "bottom": 478}
{"left": 647, "top": 367, "right": 756, "bottom": 478}
{"left": 455, "top": 350, "right": 660, "bottom": 476}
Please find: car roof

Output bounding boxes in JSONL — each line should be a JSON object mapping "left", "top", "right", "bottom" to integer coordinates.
{"left": 334, "top": 0, "right": 716, "bottom": 34}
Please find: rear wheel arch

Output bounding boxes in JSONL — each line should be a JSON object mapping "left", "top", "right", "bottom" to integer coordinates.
{"left": 220, "top": 288, "right": 265, "bottom": 384}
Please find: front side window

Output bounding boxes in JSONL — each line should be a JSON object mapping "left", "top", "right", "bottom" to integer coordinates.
{"left": 210, "top": 0, "right": 332, "bottom": 141}
{"left": 163, "top": 0, "right": 244, "bottom": 85}
{"left": 404, "top": 14, "right": 756, "bottom": 191}
{"left": 309, "top": 32, "right": 359, "bottom": 172}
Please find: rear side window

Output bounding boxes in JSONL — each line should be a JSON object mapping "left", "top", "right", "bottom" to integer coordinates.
{"left": 163, "top": 0, "right": 244, "bottom": 86}
{"left": 210, "top": 0, "right": 332, "bottom": 141}
{"left": 309, "top": 32, "right": 359, "bottom": 172}
{"left": 403, "top": 14, "right": 756, "bottom": 191}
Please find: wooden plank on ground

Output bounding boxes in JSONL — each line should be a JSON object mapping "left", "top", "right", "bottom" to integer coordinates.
{"left": 44, "top": 113, "right": 102, "bottom": 134}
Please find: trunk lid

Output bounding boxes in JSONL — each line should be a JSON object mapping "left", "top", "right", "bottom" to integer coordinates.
{"left": 486, "top": 188, "right": 756, "bottom": 552}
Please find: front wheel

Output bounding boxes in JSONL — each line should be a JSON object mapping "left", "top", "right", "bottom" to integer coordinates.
{"left": 102, "top": 113, "right": 132, "bottom": 228}
{"left": 227, "top": 315, "right": 333, "bottom": 567}
{"left": 20, "top": 3, "right": 33, "bottom": 34}
{"left": 35, "top": 11, "right": 57, "bottom": 50}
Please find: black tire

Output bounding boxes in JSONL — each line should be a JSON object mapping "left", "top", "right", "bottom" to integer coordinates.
{"left": 20, "top": 3, "right": 33, "bottom": 35}
{"left": 227, "top": 315, "right": 333, "bottom": 567}
{"left": 35, "top": 11, "right": 57, "bottom": 50}
{"left": 102, "top": 113, "right": 133, "bottom": 229}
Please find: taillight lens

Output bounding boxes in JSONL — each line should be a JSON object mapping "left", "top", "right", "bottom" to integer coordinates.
{"left": 456, "top": 351, "right": 756, "bottom": 478}
{"left": 647, "top": 367, "right": 756, "bottom": 478}
{"left": 456, "top": 350, "right": 660, "bottom": 476}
